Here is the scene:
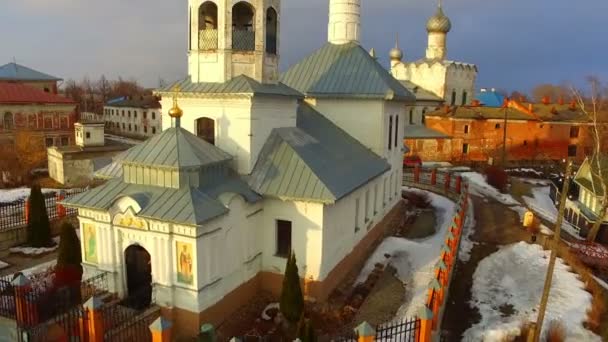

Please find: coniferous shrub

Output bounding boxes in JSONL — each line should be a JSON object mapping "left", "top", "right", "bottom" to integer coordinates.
{"left": 26, "top": 184, "right": 52, "bottom": 247}
{"left": 297, "top": 316, "right": 317, "bottom": 342}
{"left": 55, "top": 222, "right": 83, "bottom": 304}
{"left": 280, "top": 252, "right": 304, "bottom": 323}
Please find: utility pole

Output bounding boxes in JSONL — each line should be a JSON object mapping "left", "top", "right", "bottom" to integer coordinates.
{"left": 501, "top": 98, "right": 509, "bottom": 167}
{"left": 533, "top": 159, "right": 574, "bottom": 341}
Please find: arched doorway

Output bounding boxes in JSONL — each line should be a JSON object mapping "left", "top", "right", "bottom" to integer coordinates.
{"left": 196, "top": 117, "right": 215, "bottom": 145}
{"left": 124, "top": 245, "right": 152, "bottom": 310}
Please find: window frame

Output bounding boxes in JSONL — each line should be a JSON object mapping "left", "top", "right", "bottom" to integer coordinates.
{"left": 275, "top": 220, "right": 292, "bottom": 258}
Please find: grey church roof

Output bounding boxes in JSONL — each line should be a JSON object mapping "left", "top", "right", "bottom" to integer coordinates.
{"left": 248, "top": 103, "right": 390, "bottom": 203}
{"left": 121, "top": 127, "right": 232, "bottom": 169}
{"left": 280, "top": 42, "right": 415, "bottom": 102}
{"left": 63, "top": 179, "right": 229, "bottom": 226}
{"left": 0, "top": 63, "right": 62, "bottom": 81}
{"left": 399, "top": 80, "right": 443, "bottom": 102}
{"left": 156, "top": 75, "right": 303, "bottom": 98}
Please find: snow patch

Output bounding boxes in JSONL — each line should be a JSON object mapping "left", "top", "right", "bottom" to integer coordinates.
{"left": 0, "top": 188, "right": 61, "bottom": 203}
{"left": 9, "top": 237, "right": 60, "bottom": 256}
{"left": 0, "top": 260, "right": 8, "bottom": 270}
{"left": 458, "top": 197, "right": 477, "bottom": 262}
{"left": 357, "top": 188, "right": 457, "bottom": 320}
{"left": 459, "top": 172, "right": 519, "bottom": 206}
{"left": 261, "top": 303, "right": 279, "bottom": 321}
{"left": 464, "top": 242, "right": 600, "bottom": 342}
{"left": 523, "top": 186, "right": 584, "bottom": 240}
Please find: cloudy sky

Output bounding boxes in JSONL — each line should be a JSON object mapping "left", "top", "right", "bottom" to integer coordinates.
{"left": 2, "top": 0, "right": 607, "bottom": 93}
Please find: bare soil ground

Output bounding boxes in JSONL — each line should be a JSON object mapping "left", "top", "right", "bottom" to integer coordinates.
{"left": 441, "top": 195, "right": 530, "bottom": 341}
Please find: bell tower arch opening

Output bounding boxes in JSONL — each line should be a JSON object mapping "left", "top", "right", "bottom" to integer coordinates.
{"left": 232, "top": 2, "right": 256, "bottom": 51}
{"left": 266, "top": 7, "right": 278, "bottom": 54}
{"left": 198, "top": 1, "right": 218, "bottom": 50}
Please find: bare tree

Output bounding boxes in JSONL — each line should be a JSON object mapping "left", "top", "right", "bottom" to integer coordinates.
{"left": 533, "top": 83, "right": 571, "bottom": 103}
{"left": 572, "top": 77, "right": 608, "bottom": 242}
{"left": 97, "top": 75, "right": 112, "bottom": 105}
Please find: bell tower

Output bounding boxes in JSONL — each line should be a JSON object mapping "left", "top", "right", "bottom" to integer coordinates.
{"left": 188, "top": 0, "right": 281, "bottom": 84}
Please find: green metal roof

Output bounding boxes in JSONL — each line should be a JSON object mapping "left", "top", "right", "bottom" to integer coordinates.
{"left": 280, "top": 42, "right": 415, "bottom": 102}
{"left": 63, "top": 179, "right": 228, "bottom": 226}
{"left": 249, "top": 103, "right": 390, "bottom": 203}
{"left": 156, "top": 75, "right": 302, "bottom": 98}
{"left": 121, "top": 127, "right": 232, "bottom": 169}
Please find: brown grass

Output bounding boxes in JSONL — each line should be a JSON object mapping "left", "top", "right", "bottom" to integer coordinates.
{"left": 546, "top": 320, "right": 566, "bottom": 342}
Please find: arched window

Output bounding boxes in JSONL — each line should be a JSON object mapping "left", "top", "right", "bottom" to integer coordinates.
{"left": 266, "top": 7, "right": 278, "bottom": 54}
{"left": 462, "top": 91, "right": 468, "bottom": 105}
{"left": 3, "top": 112, "right": 13, "bottom": 130}
{"left": 199, "top": 1, "right": 218, "bottom": 50}
{"left": 232, "top": 2, "right": 255, "bottom": 51}
{"left": 196, "top": 117, "right": 215, "bottom": 145}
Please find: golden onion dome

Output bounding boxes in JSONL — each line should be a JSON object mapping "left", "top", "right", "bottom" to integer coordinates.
{"left": 168, "top": 86, "right": 183, "bottom": 118}
{"left": 426, "top": 5, "right": 452, "bottom": 34}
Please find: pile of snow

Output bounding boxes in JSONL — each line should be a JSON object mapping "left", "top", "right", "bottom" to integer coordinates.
{"left": 523, "top": 186, "right": 584, "bottom": 240}
{"left": 261, "top": 303, "right": 279, "bottom": 321}
{"left": 463, "top": 242, "right": 600, "bottom": 342}
{"left": 9, "top": 236, "right": 61, "bottom": 256}
{"left": 458, "top": 197, "right": 477, "bottom": 262}
{"left": 0, "top": 260, "right": 8, "bottom": 270}
{"left": 104, "top": 134, "right": 143, "bottom": 146}
{"left": 0, "top": 188, "right": 61, "bottom": 203}
{"left": 356, "top": 188, "right": 456, "bottom": 320}
{"left": 459, "top": 172, "right": 519, "bottom": 206}
{"left": 508, "top": 168, "right": 543, "bottom": 176}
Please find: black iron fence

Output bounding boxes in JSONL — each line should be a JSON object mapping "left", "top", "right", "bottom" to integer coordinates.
{"left": 376, "top": 317, "right": 421, "bottom": 341}
{"left": 233, "top": 29, "right": 255, "bottom": 51}
{"left": 19, "top": 304, "right": 89, "bottom": 342}
{"left": 0, "top": 188, "right": 86, "bottom": 231}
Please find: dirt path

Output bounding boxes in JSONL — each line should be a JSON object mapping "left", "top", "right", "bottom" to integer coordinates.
{"left": 441, "top": 195, "right": 530, "bottom": 341}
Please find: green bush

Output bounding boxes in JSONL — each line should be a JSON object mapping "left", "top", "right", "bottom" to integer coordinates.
{"left": 57, "top": 222, "right": 82, "bottom": 270}
{"left": 26, "top": 184, "right": 52, "bottom": 247}
{"left": 280, "top": 252, "right": 304, "bottom": 323}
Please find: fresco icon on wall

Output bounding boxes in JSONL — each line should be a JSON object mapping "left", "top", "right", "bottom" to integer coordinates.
{"left": 83, "top": 223, "right": 97, "bottom": 263}
{"left": 177, "top": 242, "right": 193, "bottom": 285}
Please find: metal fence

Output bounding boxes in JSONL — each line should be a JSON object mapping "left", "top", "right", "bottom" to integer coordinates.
{"left": 19, "top": 304, "right": 89, "bottom": 342}
{"left": 376, "top": 317, "right": 421, "bottom": 341}
{"left": 0, "top": 188, "right": 86, "bottom": 231}
{"left": 199, "top": 29, "right": 218, "bottom": 50}
{"left": 233, "top": 29, "right": 255, "bottom": 51}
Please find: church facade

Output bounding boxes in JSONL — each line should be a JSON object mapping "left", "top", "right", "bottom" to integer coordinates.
{"left": 64, "top": 0, "right": 413, "bottom": 337}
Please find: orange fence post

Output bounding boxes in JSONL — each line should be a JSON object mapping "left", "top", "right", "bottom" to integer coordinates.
{"left": 455, "top": 176, "right": 462, "bottom": 194}
{"left": 24, "top": 199, "right": 30, "bottom": 224}
{"left": 47, "top": 323, "right": 68, "bottom": 342}
{"left": 84, "top": 296, "right": 104, "bottom": 342}
{"left": 441, "top": 244, "right": 452, "bottom": 268}
{"left": 431, "top": 169, "right": 437, "bottom": 185}
{"left": 56, "top": 192, "right": 66, "bottom": 218}
{"left": 150, "top": 317, "right": 173, "bottom": 342}
{"left": 414, "top": 166, "right": 421, "bottom": 183}
{"left": 444, "top": 172, "right": 451, "bottom": 192}
{"left": 436, "top": 260, "right": 448, "bottom": 287}
{"left": 354, "top": 321, "right": 376, "bottom": 342}
{"left": 12, "top": 274, "right": 37, "bottom": 327}
{"left": 417, "top": 306, "right": 433, "bottom": 342}
{"left": 446, "top": 230, "right": 456, "bottom": 252}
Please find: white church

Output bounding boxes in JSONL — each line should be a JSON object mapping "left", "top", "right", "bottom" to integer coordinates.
{"left": 63, "top": 0, "right": 471, "bottom": 337}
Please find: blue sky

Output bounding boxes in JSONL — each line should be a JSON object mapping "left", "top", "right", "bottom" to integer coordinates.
{"left": 2, "top": 0, "right": 607, "bottom": 93}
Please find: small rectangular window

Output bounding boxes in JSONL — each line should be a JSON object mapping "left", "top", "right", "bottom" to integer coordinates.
{"left": 383, "top": 179, "right": 387, "bottom": 207}
{"left": 276, "top": 220, "right": 292, "bottom": 258}
{"left": 60, "top": 136, "right": 69, "bottom": 146}
{"left": 355, "top": 198, "right": 360, "bottom": 232}
{"left": 464, "top": 125, "right": 469, "bottom": 134}
{"left": 388, "top": 116, "right": 393, "bottom": 151}
{"left": 152, "top": 127, "right": 157, "bottom": 134}
{"left": 463, "top": 143, "right": 469, "bottom": 154}
{"left": 570, "top": 126, "right": 580, "bottom": 138}
{"left": 143, "top": 112, "right": 147, "bottom": 119}
{"left": 152, "top": 112, "right": 156, "bottom": 120}
{"left": 134, "top": 111, "right": 138, "bottom": 118}
{"left": 144, "top": 126, "right": 148, "bottom": 133}
{"left": 568, "top": 145, "right": 577, "bottom": 157}
{"left": 409, "top": 109, "right": 414, "bottom": 125}
{"left": 45, "top": 138, "right": 54, "bottom": 147}
{"left": 394, "top": 115, "right": 399, "bottom": 148}
{"left": 85, "top": 132, "right": 91, "bottom": 139}
{"left": 365, "top": 190, "right": 370, "bottom": 223}
{"left": 495, "top": 123, "right": 501, "bottom": 129}
{"left": 373, "top": 184, "right": 378, "bottom": 214}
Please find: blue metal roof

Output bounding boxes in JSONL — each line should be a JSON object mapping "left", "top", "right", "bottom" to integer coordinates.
{"left": 0, "top": 63, "right": 61, "bottom": 81}
{"left": 476, "top": 90, "right": 505, "bottom": 107}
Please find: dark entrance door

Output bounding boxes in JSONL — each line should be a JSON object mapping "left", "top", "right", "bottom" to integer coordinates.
{"left": 124, "top": 245, "right": 152, "bottom": 310}
{"left": 196, "top": 117, "right": 215, "bottom": 145}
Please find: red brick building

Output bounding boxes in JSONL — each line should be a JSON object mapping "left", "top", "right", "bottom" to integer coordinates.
{"left": 405, "top": 99, "right": 606, "bottom": 164}
{"left": 0, "top": 63, "right": 77, "bottom": 148}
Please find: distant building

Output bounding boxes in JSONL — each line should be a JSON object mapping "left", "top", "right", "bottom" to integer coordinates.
{"left": 476, "top": 88, "right": 506, "bottom": 107}
{"left": 0, "top": 77, "right": 77, "bottom": 148}
{"left": 47, "top": 119, "right": 132, "bottom": 186}
{"left": 566, "top": 155, "right": 608, "bottom": 243}
{"left": 103, "top": 95, "right": 162, "bottom": 139}
{"left": 406, "top": 99, "right": 605, "bottom": 164}
{"left": 390, "top": 3, "right": 477, "bottom": 148}
{"left": 0, "top": 62, "right": 61, "bottom": 94}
